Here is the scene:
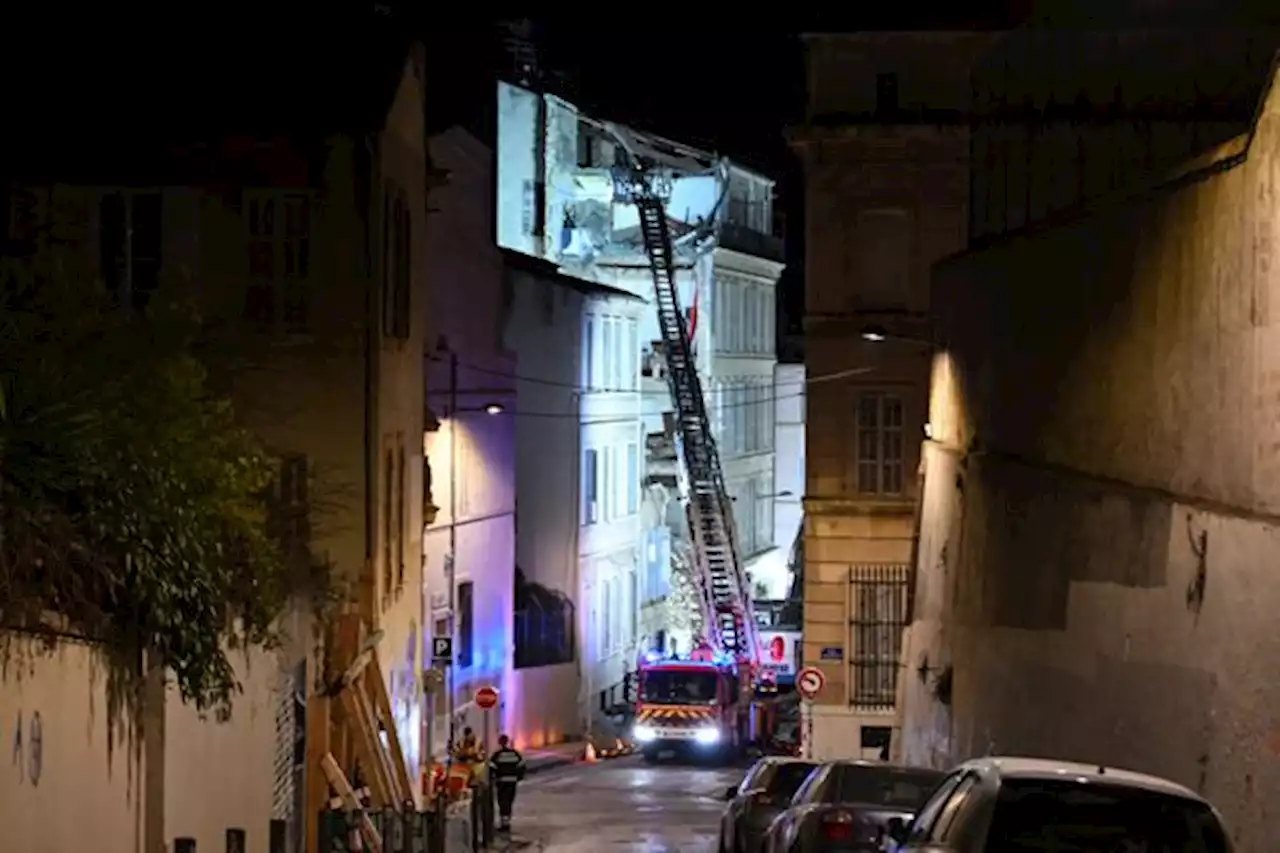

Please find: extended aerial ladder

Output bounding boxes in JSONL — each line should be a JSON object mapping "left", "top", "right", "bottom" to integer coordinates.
{"left": 608, "top": 136, "right": 762, "bottom": 682}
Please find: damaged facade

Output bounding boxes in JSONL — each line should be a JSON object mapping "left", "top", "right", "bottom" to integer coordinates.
{"left": 496, "top": 80, "right": 787, "bottom": 733}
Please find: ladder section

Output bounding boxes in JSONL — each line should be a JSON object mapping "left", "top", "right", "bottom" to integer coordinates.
{"left": 624, "top": 175, "right": 759, "bottom": 669}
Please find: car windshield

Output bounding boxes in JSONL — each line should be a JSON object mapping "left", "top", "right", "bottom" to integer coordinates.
{"left": 986, "top": 779, "right": 1230, "bottom": 853}
{"left": 641, "top": 669, "right": 719, "bottom": 705}
{"left": 835, "top": 766, "right": 947, "bottom": 809}
{"left": 767, "top": 762, "right": 819, "bottom": 799}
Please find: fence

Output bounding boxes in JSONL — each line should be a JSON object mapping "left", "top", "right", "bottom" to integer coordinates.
{"left": 849, "top": 563, "right": 910, "bottom": 711}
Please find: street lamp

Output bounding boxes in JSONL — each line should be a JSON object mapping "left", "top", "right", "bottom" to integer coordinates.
{"left": 432, "top": 347, "right": 509, "bottom": 771}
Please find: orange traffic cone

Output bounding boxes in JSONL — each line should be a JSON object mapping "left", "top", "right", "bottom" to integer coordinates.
{"left": 584, "top": 741, "right": 598, "bottom": 763}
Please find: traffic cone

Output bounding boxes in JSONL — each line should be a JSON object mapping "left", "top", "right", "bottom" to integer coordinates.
{"left": 584, "top": 741, "right": 598, "bottom": 763}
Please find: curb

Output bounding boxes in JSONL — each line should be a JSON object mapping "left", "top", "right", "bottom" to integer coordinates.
{"left": 523, "top": 741, "right": 637, "bottom": 776}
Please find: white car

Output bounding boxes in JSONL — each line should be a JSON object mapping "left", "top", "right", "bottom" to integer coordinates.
{"left": 889, "top": 756, "right": 1230, "bottom": 853}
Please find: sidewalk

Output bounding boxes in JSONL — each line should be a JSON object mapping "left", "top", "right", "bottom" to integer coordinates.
{"left": 522, "top": 741, "right": 584, "bottom": 775}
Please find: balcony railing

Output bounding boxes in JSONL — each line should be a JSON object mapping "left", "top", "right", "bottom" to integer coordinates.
{"left": 849, "top": 563, "right": 910, "bottom": 711}
{"left": 514, "top": 579, "right": 576, "bottom": 670}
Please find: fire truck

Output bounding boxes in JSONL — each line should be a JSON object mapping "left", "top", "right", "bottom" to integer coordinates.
{"left": 602, "top": 125, "right": 790, "bottom": 764}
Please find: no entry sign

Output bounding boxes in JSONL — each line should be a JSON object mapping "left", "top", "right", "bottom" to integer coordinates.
{"left": 475, "top": 685, "right": 500, "bottom": 710}
{"left": 797, "top": 667, "right": 825, "bottom": 701}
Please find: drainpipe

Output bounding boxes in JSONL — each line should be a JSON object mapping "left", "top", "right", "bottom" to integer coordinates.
{"left": 568, "top": 387, "right": 589, "bottom": 744}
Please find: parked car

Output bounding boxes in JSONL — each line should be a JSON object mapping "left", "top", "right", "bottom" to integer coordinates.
{"left": 721, "top": 757, "right": 821, "bottom": 853}
{"left": 763, "top": 761, "right": 946, "bottom": 853}
{"left": 888, "top": 756, "right": 1231, "bottom": 853}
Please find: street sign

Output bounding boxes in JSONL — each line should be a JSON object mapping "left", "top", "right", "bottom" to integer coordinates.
{"left": 797, "top": 667, "right": 825, "bottom": 701}
{"left": 475, "top": 685, "right": 499, "bottom": 710}
{"left": 431, "top": 636, "right": 453, "bottom": 666}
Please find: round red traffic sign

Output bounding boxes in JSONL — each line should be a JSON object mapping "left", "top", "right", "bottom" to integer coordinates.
{"left": 797, "top": 667, "right": 825, "bottom": 701}
{"left": 475, "top": 685, "right": 500, "bottom": 710}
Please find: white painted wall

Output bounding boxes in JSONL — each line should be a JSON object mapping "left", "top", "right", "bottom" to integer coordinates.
{"left": 579, "top": 293, "right": 644, "bottom": 728}
{"left": 425, "top": 129, "right": 516, "bottom": 755}
{"left": 0, "top": 640, "right": 143, "bottom": 853}
{"left": 752, "top": 362, "right": 806, "bottom": 600}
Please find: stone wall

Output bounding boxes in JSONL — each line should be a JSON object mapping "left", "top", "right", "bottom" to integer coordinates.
{"left": 902, "top": 62, "right": 1280, "bottom": 852}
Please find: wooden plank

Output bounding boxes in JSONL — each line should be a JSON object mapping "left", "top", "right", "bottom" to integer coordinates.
{"left": 320, "top": 753, "right": 384, "bottom": 853}
{"left": 338, "top": 684, "right": 394, "bottom": 805}
{"left": 305, "top": 692, "right": 332, "bottom": 853}
{"left": 353, "top": 679, "right": 400, "bottom": 804}
{"left": 363, "top": 657, "right": 416, "bottom": 807}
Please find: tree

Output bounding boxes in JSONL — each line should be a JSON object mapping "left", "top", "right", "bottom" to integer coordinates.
{"left": 0, "top": 259, "right": 303, "bottom": 717}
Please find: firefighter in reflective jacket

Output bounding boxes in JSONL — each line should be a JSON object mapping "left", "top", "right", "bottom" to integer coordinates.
{"left": 487, "top": 735, "right": 526, "bottom": 831}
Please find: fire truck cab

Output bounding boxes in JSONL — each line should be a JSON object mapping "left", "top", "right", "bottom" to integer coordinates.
{"left": 633, "top": 651, "right": 756, "bottom": 763}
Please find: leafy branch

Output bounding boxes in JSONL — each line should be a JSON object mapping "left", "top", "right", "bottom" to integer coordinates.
{"left": 0, "top": 258, "right": 308, "bottom": 718}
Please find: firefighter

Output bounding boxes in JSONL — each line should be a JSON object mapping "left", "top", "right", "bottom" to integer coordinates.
{"left": 455, "top": 726, "right": 482, "bottom": 762}
{"left": 487, "top": 734, "right": 526, "bottom": 831}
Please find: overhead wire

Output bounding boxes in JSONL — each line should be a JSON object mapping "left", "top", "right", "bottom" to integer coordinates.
{"left": 426, "top": 351, "right": 880, "bottom": 421}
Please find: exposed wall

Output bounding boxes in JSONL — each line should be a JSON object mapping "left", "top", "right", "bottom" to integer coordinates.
{"left": 0, "top": 641, "right": 143, "bottom": 853}
{"left": 902, "top": 63, "right": 1280, "bottom": 853}
{"left": 503, "top": 266, "right": 589, "bottom": 745}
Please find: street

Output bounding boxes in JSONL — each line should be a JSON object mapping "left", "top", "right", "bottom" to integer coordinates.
{"left": 512, "top": 757, "right": 742, "bottom": 853}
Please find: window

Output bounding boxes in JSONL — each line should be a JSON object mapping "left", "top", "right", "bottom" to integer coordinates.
{"left": 850, "top": 563, "right": 909, "bottom": 709}
{"left": 583, "top": 317, "right": 595, "bottom": 388}
{"left": 602, "top": 319, "right": 614, "bottom": 389}
{"left": 582, "top": 449, "right": 599, "bottom": 524}
{"left": 626, "top": 442, "right": 639, "bottom": 515}
{"left": 626, "top": 318, "right": 639, "bottom": 389}
{"left": 382, "top": 190, "right": 412, "bottom": 342}
{"left": 457, "top": 581, "right": 474, "bottom": 668}
{"left": 100, "top": 190, "right": 162, "bottom": 311}
{"left": 855, "top": 393, "right": 904, "bottom": 495}
{"left": 272, "top": 454, "right": 310, "bottom": 560}
{"left": 601, "top": 578, "right": 614, "bottom": 654}
{"left": 834, "top": 766, "right": 947, "bottom": 810}
{"left": 985, "top": 779, "right": 1230, "bottom": 853}
{"left": 612, "top": 318, "right": 624, "bottom": 390}
{"left": 906, "top": 772, "right": 968, "bottom": 845}
{"left": 382, "top": 448, "right": 394, "bottom": 601}
{"left": 853, "top": 209, "right": 911, "bottom": 310}
{"left": 601, "top": 447, "right": 613, "bottom": 521}
{"left": 245, "top": 192, "right": 311, "bottom": 332}
{"left": 395, "top": 441, "right": 406, "bottom": 589}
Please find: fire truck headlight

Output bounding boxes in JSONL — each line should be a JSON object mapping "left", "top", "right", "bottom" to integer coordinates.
{"left": 633, "top": 725, "right": 657, "bottom": 743}
{"left": 695, "top": 727, "right": 721, "bottom": 745}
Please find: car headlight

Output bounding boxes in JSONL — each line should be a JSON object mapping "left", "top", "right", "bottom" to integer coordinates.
{"left": 633, "top": 725, "right": 657, "bottom": 742}
{"left": 695, "top": 727, "right": 721, "bottom": 744}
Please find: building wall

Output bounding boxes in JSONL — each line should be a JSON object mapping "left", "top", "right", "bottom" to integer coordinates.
{"left": 749, "top": 362, "right": 806, "bottom": 600}
{"left": 374, "top": 51, "right": 431, "bottom": 777}
{"left": 0, "top": 640, "right": 144, "bottom": 853}
{"left": 1, "top": 54, "right": 432, "bottom": 843}
{"left": 580, "top": 293, "right": 644, "bottom": 725}
{"left": 792, "top": 33, "right": 990, "bottom": 755}
{"left": 503, "top": 264, "right": 591, "bottom": 746}
{"left": 901, "top": 63, "right": 1280, "bottom": 853}
{"left": 424, "top": 127, "right": 515, "bottom": 753}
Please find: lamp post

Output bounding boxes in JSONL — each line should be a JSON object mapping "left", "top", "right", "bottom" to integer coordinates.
{"left": 432, "top": 346, "right": 506, "bottom": 769}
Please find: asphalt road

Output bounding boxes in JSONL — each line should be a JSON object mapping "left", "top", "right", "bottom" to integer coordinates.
{"left": 510, "top": 755, "right": 746, "bottom": 853}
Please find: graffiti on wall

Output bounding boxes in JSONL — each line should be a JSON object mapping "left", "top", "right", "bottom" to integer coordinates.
{"left": 6, "top": 710, "right": 44, "bottom": 787}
